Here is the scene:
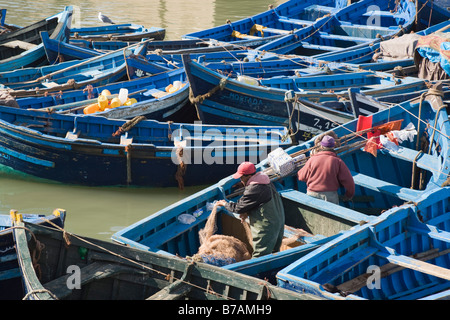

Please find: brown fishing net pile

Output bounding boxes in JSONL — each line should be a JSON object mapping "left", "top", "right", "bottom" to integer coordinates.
{"left": 193, "top": 205, "right": 252, "bottom": 266}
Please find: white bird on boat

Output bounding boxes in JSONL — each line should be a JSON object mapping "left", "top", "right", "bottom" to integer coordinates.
{"left": 98, "top": 12, "right": 115, "bottom": 24}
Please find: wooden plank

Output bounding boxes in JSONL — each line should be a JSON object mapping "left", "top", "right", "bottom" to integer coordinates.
{"left": 277, "top": 17, "right": 314, "bottom": 26}
{"left": 350, "top": 170, "right": 421, "bottom": 201}
{"left": 310, "top": 247, "right": 378, "bottom": 284}
{"left": 1, "top": 40, "right": 37, "bottom": 51}
{"left": 146, "top": 279, "right": 192, "bottom": 300}
{"left": 338, "top": 248, "right": 450, "bottom": 293}
{"left": 376, "top": 251, "right": 450, "bottom": 281}
{"left": 44, "top": 262, "right": 141, "bottom": 299}
{"left": 13, "top": 221, "right": 54, "bottom": 300}
{"left": 407, "top": 224, "right": 450, "bottom": 244}
{"left": 319, "top": 33, "right": 371, "bottom": 43}
{"left": 386, "top": 146, "right": 441, "bottom": 172}
{"left": 147, "top": 260, "right": 194, "bottom": 300}
{"left": 279, "top": 188, "right": 371, "bottom": 224}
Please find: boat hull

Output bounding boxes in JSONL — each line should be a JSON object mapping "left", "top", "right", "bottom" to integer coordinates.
{"left": 0, "top": 107, "right": 291, "bottom": 187}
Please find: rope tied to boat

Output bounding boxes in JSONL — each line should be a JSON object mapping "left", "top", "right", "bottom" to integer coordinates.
{"left": 189, "top": 77, "right": 228, "bottom": 119}
{"left": 11, "top": 225, "right": 45, "bottom": 281}
{"left": 112, "top": 115, "right": 146, "bottom": 136}
{"left": 189, "top": 77, "right": 228, "bottom": 105}
{"left": 23, "top": 289, "right": 59, "bottom": 300}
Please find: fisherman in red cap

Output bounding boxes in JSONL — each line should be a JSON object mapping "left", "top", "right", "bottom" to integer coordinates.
{"left": 216, "top": 161, "right": 285, "bottom": 258}
{"left": 297, "top": 134, "right": 355, "bottom": 204}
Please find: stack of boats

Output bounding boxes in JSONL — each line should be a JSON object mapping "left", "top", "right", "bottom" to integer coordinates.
{"left": 0, "top": 0, "right": 449, "bottom": 300}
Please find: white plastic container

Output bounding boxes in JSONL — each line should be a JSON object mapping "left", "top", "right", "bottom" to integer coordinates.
{"left": 237, "top": 75, "right": 259, "bottom": 86}
{"left": 118, "top": 88, "right": 129, "bottom": 105}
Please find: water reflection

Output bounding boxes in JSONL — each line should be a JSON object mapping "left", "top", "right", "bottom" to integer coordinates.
{"left": 0, "top": 0, "right": 283, "bottom": 40}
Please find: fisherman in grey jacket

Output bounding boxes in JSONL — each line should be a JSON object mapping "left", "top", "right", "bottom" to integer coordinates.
{"left": 216, "top": 162, "right": 285, "bottom": 258}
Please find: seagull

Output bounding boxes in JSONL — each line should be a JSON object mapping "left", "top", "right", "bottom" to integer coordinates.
{"left": 98, "top": 12, "right": 115, "bottom": 24}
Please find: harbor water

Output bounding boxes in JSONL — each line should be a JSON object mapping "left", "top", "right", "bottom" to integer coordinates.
{"left": 0, "top": 0, "right": 283, "bottom": 241}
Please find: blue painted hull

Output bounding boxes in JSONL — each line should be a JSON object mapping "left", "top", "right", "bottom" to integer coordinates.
{"left": 277, "top": 191, "right": 450, "bottom": 300}
{"left": 112, "top": 88, "right": 449, "bottom": 285}
{"left": 0, "top": 7, "right": 73, "bottom": 72}
{"left": 0, "top": 209, "right": 66, "bottom": 300}
{"left": 0, "top": 107, "right": 291, "bottom": 187}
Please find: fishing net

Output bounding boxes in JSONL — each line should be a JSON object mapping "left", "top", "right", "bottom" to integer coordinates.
{"left": 194, "top": 205, "right": 252, "bottom": 266}
{"left": 0, "top": 91, "right": 19, "bottom": 108}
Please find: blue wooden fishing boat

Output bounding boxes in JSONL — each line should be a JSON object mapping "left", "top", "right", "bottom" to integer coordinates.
{"left": 111, "top": 87, "right": 449, "bottom": 284}
{"left": 183, "top": 0, "right": 342, "bottom": 47}
{"left": 41, "top": 30, "right": 103, "bottom": 63}
{"left": 312, "top": 19, "right": 450, "bottom": 73}
{"left": 14, "top": 66, "right": 190, "bottom": 122}
{"left": 0, "top": 106, "right": 291, "bottom": 187}
{"left": 182, "top": 54, "right": 426, "bottom": 142}
{"left": 11, "top": 217, "right": 320, "bottom": 300}
{"left": 254, "top": 0, "right": 415, "bottom": 56}
{"left": 2, "top": 41, "right": 147, "bottom": 98}
{"left": 184, "top": 0, "right": 416, "bottom": 58}
{"left": 0, "top": 209, "right": 66, "bottom": 300}
{"left": 184, "top": 0, "right": 409, "bottom": 48}
{"left": 276, "top": 191, "right": 450, "bottom": 300}
{"left": 43, "top": 32, "right": 239, "bottom": 65}
{"left": 0, "top": 6, "right": 73, "bottom": 72}
{"left": 70, "top": 23, "right": 165, "bottom": 42}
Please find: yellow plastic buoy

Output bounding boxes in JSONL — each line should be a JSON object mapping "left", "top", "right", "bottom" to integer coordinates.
{"left": 98, "top": 94, "right": 109, "bottom": 111}
{"left": 83, "top": 103, "right": 100, "bottom": 114}
{"left": 124, "top": 98, "right": 137, "bottom": 106}
{"left": 109, "top": 97, "right": 121, "bottom": 108}
{"left": 101, "top": 89, "right": 112, "bottom": 97}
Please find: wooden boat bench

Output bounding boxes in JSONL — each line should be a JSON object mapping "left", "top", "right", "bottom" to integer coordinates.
{"left": 276, "top": 17, "right": 314, "bottom": 27}
{"left": 279, "top": 188, "right": 372, "bottom": 225}
{"left": 299, "top": 42, "right": 344, "bottom": 52}
{"left": 384, "top": 146, "right": 442, "bottom": 174}
{"left": 1, "top": 40, "right": 37, "bottom": 51}
{"left": 146, "top": 279, "right": 192, "bottom": 300}
{"left": 349, "top": 170, "right": 422, "bottom": 202}
{"left": 43, "top": 261, "right": 142, "bottom": 299}
{"left": 318, "top": 32, "right": 373, "bottom": 44}
{"left": 338, "top": 23, "right": 394, "bottom": 38}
